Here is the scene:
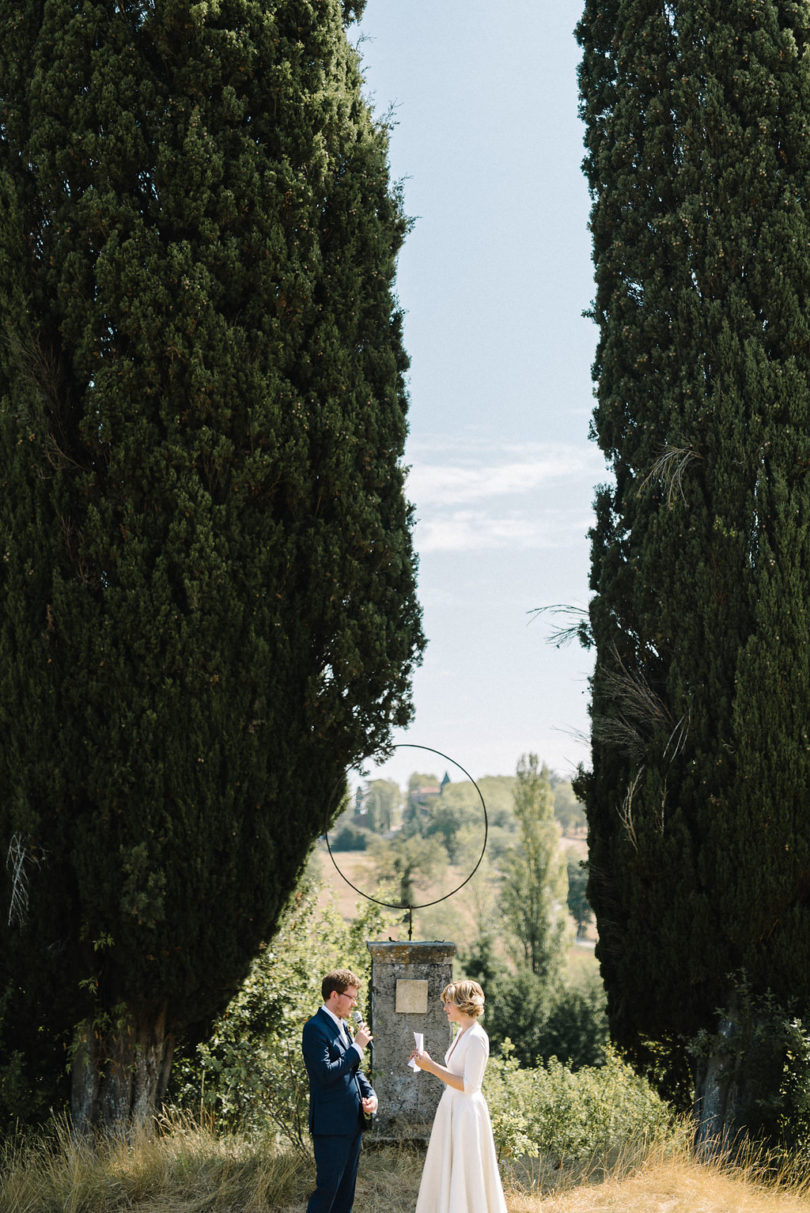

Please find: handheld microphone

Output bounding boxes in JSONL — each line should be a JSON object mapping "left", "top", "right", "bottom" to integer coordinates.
{"left": 351, "top": 1009, "right": 374, "bottom": 1123}
{"left": 352, "top": 1009, "right": 372, "bottom": 1043}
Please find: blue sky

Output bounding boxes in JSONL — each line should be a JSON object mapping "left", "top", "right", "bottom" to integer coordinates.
{"left": 352, "top": 0, "right": 605, "bottom": 787}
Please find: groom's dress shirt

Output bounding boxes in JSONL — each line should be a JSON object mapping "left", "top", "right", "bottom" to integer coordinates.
{"left": 320, "top": 1004, "right": 364, "bottom": 1058}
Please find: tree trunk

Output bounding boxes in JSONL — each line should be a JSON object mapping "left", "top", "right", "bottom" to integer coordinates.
{"left": 693, "top": 996, "right": 786, "bottom": 1158}
{"left": 693, "top": 1006, "right": 739, "bottom": 1159}
{"left": 70, "top": 1004, "right": 174, "bottom": 1135}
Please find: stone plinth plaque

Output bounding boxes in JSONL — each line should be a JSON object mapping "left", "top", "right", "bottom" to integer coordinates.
{"left": 367, "top": 940, "right": 455, "bottom": 1142}
{"left": 396, "top": 979, "right": 429, "bottom": 1014}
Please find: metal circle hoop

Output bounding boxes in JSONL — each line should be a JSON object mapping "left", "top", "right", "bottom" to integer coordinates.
{"left": 324, "top": 743, "right": 488, "bottom": 912}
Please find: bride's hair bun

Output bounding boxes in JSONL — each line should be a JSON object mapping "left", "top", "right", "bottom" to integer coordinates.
{"left": 440, "top": 979, "right": 486, "bottom": 1018}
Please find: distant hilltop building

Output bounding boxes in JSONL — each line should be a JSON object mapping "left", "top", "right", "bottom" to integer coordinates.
{"left": 407, "top": 771, "right": 451, "bottom": 814}
{"left": 409, "top": 783, "right": 440, "bottom": 808}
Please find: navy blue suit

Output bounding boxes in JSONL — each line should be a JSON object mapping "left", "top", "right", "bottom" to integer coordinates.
{"left": 302, "top": 1007, "right": 376, "bottom": 1213}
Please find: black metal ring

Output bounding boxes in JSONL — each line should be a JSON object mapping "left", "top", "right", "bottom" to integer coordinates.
{"left": 324, "top": 744, "right": 488, "bottom": 911}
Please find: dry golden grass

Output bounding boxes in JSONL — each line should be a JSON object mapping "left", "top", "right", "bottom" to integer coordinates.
{"left": 505, "top": 1131, "right": 810, "bottom": 1213}
{"left": 4, "top": 1115, "right": 810, "bottom": 1213}
{"left": 269, "top": 1138, "right": 810, "bottom": 1213}
{"left": 511, "top": 1159, "right": 810, "bottom": 1213}
{"left": 0, "top": 1113, "right": 305, "bottom": 1213}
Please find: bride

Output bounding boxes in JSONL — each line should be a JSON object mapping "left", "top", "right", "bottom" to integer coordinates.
{"left": 409, "top": 980, "right": 508, "bottom": 1213}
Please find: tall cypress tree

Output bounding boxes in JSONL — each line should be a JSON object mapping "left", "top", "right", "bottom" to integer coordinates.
{"left": 577, "top": 0, "right": 810, "bottom": 1145}
{"left": 0, "top": 0, "right": 424, "bottom": 1129}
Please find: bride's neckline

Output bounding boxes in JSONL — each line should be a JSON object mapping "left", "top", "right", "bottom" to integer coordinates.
{"left": 447, "top": 1022, "right": 473, "bottom": 1059}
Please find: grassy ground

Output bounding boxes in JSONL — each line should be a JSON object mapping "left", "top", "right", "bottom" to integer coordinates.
{"left": 522, "top": 1162, "right": 810, "bottom": 1213}
{"left": 3, "top": 1116, "right": 810, "bottom": 1213}
{"left": 510, "top": 1132, "right": 810, "bottom": 1213}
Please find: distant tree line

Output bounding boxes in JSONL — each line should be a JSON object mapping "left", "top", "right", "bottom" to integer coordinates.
{"left": 329, "top": 766, "right": 586, "bottom": 854}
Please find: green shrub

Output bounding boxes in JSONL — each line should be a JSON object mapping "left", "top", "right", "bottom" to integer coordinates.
{"left": 484, "top": 1043, "right": 672, "bottom": 1163}
{"left": 484, "top": 1046, "right": 541, "bottom": 1161}
{"left": 330, "top": 822, "right": 371, "bottom": 851}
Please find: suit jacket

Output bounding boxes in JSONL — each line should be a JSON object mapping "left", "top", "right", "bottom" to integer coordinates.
{"left": 302, "top": 1007, "right": 376, "bottom": 1137}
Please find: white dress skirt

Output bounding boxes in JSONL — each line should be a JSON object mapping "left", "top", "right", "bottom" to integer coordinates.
{"left": 415, "top": 1022, "right": 508, "bottom": 1213}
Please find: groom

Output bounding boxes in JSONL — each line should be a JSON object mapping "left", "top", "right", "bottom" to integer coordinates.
{"left": 302, "top": 968, "right": 378, "bottom": 1213}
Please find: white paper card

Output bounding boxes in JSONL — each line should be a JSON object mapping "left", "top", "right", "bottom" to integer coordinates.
{"left": 409, "top": 1031, "right": 424, "bottom": 1072}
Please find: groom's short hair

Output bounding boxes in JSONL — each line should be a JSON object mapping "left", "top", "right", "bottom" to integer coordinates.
{"left": 322, "top": 969, "right": 361, "bottom": 1001}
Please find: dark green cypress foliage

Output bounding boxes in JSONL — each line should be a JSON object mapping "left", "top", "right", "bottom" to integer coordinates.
{"left": 0, "top": 0, "right": 423, "bottom": 1128}
{"left": 577, "top": 0, "right": 810, "bottom": 1142}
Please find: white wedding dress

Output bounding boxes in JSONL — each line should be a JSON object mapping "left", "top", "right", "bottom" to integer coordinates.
{"left": 415, "top": 1022, "right": 508, "bottom": 1213}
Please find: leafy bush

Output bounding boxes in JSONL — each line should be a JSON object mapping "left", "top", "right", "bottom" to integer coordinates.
{"left": 330, "top": 821, "right": 371, "bottom": 851}
{"left": 484, "top": 1043, "right": 672, "bottom": 1163}
{"left": 484, "top": 968, "right": 553, "bottom": 1065}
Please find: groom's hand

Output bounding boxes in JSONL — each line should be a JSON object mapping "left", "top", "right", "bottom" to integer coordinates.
{"left": 355, "top": 1021, "right": 373, "bottom": 1048}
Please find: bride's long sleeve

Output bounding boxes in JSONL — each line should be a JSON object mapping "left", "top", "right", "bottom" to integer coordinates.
{"left": 462, "top": 1034, "right": 488, "bottom": 1095}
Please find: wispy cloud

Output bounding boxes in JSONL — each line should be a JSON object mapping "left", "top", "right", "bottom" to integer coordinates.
{"left": 416, "top": 510, "right": 591, "bottom": 554}
{"left": 407, "top": 450, "right": 589, "bottom": 506}
{"left": 404, "top": 439, "right": 604, "bottom": 553}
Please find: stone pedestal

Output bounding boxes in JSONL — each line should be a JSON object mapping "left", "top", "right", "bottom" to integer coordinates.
{"left": 366, "top": 940, "right": 456, "bottom": 1142}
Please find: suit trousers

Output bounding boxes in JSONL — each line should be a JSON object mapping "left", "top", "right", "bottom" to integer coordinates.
{"left": 307, "top": 1131, "right": 363, "bottom": 1213}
